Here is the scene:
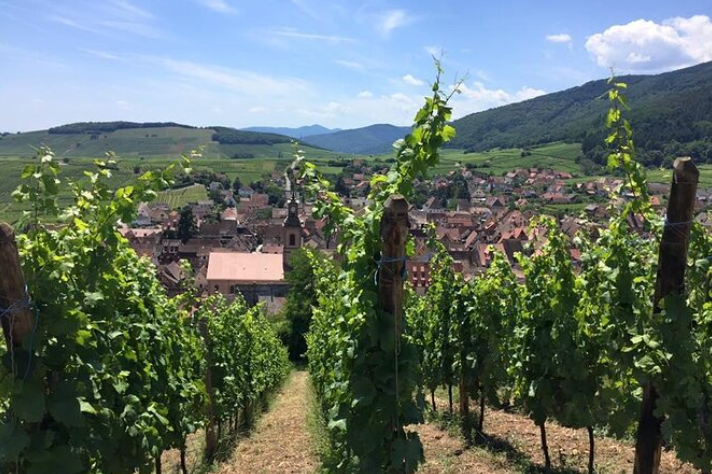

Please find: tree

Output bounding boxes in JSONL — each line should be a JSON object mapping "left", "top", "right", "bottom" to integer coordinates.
{"left": 209, "top": 187, "right": 224, "bottom": 206}
{"left": 334, "top": 176, "right": 349, "bottom": 197}
{"left": 177, "top": 206, "right": 197, "bottom": 242}
{"left": 233, "top": 176, "right": 242, "bottom": 194}
{"left": 282, "top": 249, "right": 333, "bottom": 360}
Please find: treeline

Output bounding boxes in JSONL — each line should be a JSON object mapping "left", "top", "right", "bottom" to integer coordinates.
{"left": 0, "top": 149, "right": 290, "bottom": 473}
{"left": 210, "top": 126, "right": 291, "bottom": 145}
{"left": 48, "top": 121, "right": 196, "bottom": 134}
{"left": 450, "top": 60, "right": 712, "bottom": 166}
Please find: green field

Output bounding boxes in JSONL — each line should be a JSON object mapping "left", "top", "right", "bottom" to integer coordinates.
{"left": 1, "top": 133, "right": 706, "bottom": 223}
{"left": 0, "top": 124, "right": 343, "bottom": 222}
{"left": 156, "top": 184, "right": 209, "bottom": 208}
{"left": 0, "top": 126, "right": 338, "bottom": 160}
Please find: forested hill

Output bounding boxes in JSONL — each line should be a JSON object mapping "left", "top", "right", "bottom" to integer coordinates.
{"left": 450, "top": 61, "right": 712, "bottom": 167}
{"left": 303, "top": 124, "right": 412, "bottom": 154}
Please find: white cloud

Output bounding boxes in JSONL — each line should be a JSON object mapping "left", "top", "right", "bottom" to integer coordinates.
{"left": 196, "top": 0, "right": 237, "bottom": 14}
{"left": 585, "top": 15, "right": 712, "bottom": 72}
{"left": 516, "top": 86, "right": 547, "bottom": 101}
{"left": 115, "top": 100, "right": 132, "bottom": 110}
{"left": 159, "top": 59, "right": 314, "bottom": 98}
{"left": 377, "top": 9, "right": 413, "bottom": 37}
{"left": 296, "top": 101, "right": 348, "bottom": 119}
{"left": 335, "top": 60, "right": 365, "bottom": 70}
{"left": 402, "top": 74, "right": 424, "bottom": 86}
{"left": 248, "top": 106, "right": 267, "bottom": 113}
{"left": 451, "top": 82, "right": 545, "bottom": 118}
{"left": 356, "top": 90, "right": 373, "bottom": 99}
{"left": 546, "top": 33, "right": 572, "bottom": 43}
{"left": 48, "top": 1, "right": 164, "bottom": 39}
{"left": 288, "top": 0, "right": 321, "bottom": 21}
{"left": 81, "top": 48, "right": 120, "bottom": 60}
{"left": 424, "top": 45, "right": 442, "bottom": 57}
{"left": 269, "top": 27, "right": 355, "bottom": 43}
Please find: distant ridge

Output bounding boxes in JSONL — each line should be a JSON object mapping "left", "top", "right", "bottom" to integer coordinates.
{"left": 241, "top": 124, "right": 340, "bottom": 139}
{"left": 449, "top": 60, "right": 712, "bottom": 166}
{"left": 303, "top": 124, "right": 412, "bottom": 154}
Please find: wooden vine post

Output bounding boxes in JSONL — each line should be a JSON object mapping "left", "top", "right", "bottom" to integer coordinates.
{"left": 379, "top": 194, "right": 409, "bottom": 473}
{"left": 199, "top": 317, "right": 218, "bottom": 463}
{"left": 634, "top": 157, "right": 699, "bottom": 474}
{"left": 0, "top": 222, "right": 35, "bottom": 369}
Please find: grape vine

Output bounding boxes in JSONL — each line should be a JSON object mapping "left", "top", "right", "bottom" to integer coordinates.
{"left": 0, "top": 149, "right": 289, "bottom": 474}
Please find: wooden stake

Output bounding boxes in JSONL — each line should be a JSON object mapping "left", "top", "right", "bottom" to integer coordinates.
{"left": 379, "top": 194, "right": 409, "bottom": 473}
{"left": 634, "top": 157, "right": 699, "bottom": 474}
{"left": 379, "top": 195, "right": 409, "bottom": 327}
{"left": 0, "top": 222, "right": 34, "bottom": 358}
{"left": 199, "top": 317, "right": 217, "bottom": 463}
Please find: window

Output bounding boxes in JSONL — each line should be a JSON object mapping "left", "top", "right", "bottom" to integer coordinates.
{"left": 289, "top": 234, "right": 296, "bottom": 246}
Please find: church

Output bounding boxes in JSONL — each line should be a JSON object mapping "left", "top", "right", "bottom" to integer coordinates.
{"left": 205, "top": 194, "right": 302, "bottom": 307}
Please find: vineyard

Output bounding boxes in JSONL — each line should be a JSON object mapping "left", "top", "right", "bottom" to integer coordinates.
{"left": 300, "top": 68, "right": 712, "bottom": 474}
{"left": 0, "top": 153, "right": 289, "bottom": 473}
{"left": 1, "top": 62, "right": 712, "bottom": 474}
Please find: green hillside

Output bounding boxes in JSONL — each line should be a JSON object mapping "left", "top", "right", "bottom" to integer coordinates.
{"left": 0, "top": 123, "right": 334, "bottom": 160}
{"left": 0, "top": 123, "right": 340, "bottom": 222}
{"left": 450, "top": 61, "right": 712, "bottom": 168}
{"left": 303, "top": 124, "right": 411, "bottom": 154}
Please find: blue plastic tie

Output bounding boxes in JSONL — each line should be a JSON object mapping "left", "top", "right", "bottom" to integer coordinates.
{"left": 374, "top": 254, "right": 408, "bottom": 284}
{"left": 0, "top": 298, "right": 32, "bottom": 320}
{"left": 663, "top": 217, "right": 694, "bottom": 228}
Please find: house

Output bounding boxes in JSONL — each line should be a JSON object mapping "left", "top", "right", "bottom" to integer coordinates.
{"left": 238, "top": 187, "right": 255, "bottom": 198}
{"left": 206, "top": 252, "right": 288, "bottom": 305}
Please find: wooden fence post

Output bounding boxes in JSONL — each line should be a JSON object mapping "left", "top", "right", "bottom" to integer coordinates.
{"left": 0, "top": 222, "right": 35, "bottom": 362}
{"left": 379, "top": 194, "right": 409, "bottom": 472}
{"left": 379, "top": 195, "right": 409, "bottom": 329}
{"left": 199, "top": 317, "right": 217, "bottom": 463}
{"left": 634, "top": 157, "right": 699, "bottom": 474}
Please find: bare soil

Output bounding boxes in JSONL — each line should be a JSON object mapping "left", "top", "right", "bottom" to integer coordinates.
{"left": 417, "top": 397, "right": 696, "bottom": 474}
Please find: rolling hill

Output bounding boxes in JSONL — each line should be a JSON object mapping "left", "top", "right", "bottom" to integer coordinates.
{"left": 0, "top": 122, "right": 334, "bottom": 160}
{"left": 450, "top": 61, "right": 712, "bottom": 167}
{"left": 303, "top": 124, "right": 411, "bottom": 154}
{"left": 240, "top": 124, "right": 340, "bottom": 138}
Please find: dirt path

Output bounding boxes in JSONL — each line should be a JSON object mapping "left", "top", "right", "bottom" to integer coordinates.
{"left": 218, "top": 371, "right": 319, "bottom": 474}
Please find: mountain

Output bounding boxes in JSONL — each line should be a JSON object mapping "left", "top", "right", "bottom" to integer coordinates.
{"left": 450, "top": 61, "right": 712, "bottom": 167}
{"left": 303, "top": 124, "right": 412, "bottom": 155}
{"left": 241, "top": 124, "right": 340, "bottom": 138}
{"left": 0, "top": 122, "right": 334, "bottom": 160}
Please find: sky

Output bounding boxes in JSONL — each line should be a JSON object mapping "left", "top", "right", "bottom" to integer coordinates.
{"left": 1, "top": 0, "right": 711, "bottom": 132}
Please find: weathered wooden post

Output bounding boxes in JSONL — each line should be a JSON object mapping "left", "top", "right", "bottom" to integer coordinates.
{"left": 199, "top": 317, "right": 217, "bottom": 463}
{"left": 379, "top": 195, "right": 409, "bottom": 332}
{"left": 379, "top": 194, "right": 409, "bottom": 473}
{"left": 0, "top": 222, "right": 35, "bottom": 365}
{"left": 634, "top": 157, "right": 698, "bottom": 474}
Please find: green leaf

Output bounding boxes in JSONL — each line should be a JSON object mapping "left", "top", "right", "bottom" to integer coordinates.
{"left": 0, "top": 421, "right": 30, "bottom": 461}
{"left": 47, "top": 382, "right": 84, "bottom": 427}
{"left": 12, "top": 380, "right": 46, "bottom": 423}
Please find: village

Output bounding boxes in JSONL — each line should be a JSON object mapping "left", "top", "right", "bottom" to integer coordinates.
{"left": 120, "top": 160, "right": 712, "bottom": 313}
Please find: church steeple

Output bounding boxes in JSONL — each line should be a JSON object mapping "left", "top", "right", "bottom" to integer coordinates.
{"left": 284, "top": 191, "right": 300, "bottom": 227}
{"left": 283, "top": 193, "right": 302, "bottom": 269}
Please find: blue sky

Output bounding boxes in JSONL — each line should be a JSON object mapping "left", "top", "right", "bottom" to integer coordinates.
{"left": 1, "top": 0, "right": 710, "bottom": 131}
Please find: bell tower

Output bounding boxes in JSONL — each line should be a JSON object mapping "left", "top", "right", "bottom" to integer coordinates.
{"left": 283, "top": 192, "right": 302, "bottom": 269}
